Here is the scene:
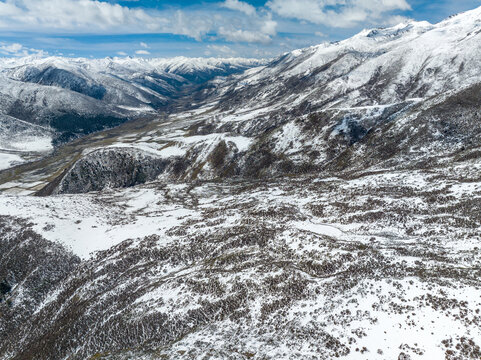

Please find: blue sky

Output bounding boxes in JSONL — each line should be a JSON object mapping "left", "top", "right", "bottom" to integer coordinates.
{"left": 0, "top": 0, "right": 480, "bottom": 59}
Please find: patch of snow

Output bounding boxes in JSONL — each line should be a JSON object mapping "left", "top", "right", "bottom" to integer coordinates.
{"left": 0, "top": 153, "right": 24, "bottom": 170}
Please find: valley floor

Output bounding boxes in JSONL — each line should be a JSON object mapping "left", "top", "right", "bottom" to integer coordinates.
{"left": 1, "top": 166, "right": 480, "bottom": 359}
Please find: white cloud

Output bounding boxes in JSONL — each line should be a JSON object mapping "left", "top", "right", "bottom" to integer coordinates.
{"left": 0, "top": 42, "right": 47, "bottom": 57}
{"left": 117, "top": 51, "right": 128, "bottom": 56}
{"left": 0, "top": 0, "right": 214, "bottom": 41}
{"left": 217, "top": 12, "right": 278, "bottom": 43}
{"left": 140, "top": 42, "right": 149, "bottom": 48}
{"left": 384, "top": 15, "right": 412, "bottom": 26}
{"left": 0, "top": 0, "right": 282, "bottom": 45}
{"left": 169, "top": 10, "right": 213, "bottom": 41}
{"left": 221, "top": 0, "right": 256, "bottom": 16}
{"left": 0, "top": 0, "right": 280, "bottom": 44}
{"left": 1, "top": 0, "right": 161, "bottom": 31}
{"left": 267, "top": 0, "right": 411, "bottom": 27}
{"left": 218, "top": 27, "right": 272, "bottom": 43}
{"left": 261, "top": 15, "right": 277, "bottom": 36}
{"left": 135, "top": 49, "right": 150, "bottom": 55}
{"left": 1, "top": 43, "right": 23, "bottom": 54}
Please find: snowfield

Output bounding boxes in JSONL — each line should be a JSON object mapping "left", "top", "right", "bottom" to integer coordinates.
{"left": 0, "top": 153, "right": 24, "bottom": 171}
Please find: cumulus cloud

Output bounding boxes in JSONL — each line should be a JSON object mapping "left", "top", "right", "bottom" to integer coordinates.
{"left": 218, "top": 28, "right": 270, "bottom": 43}
{"left": 0, "top": 0, "right": 276, "bottom": 44}
{"left": 135, "top": 50, "right": 150, "bottom": 55}
{"left": 384, "top": 14, "right": 412, "bottom": 26}
{"left": 139, "top": 42, "right": 149, "bottom": 48}
{"left": 261, "top": 15, "right": 278, "bottom": 36}
{"left": 0, "top": 0, "right": 163, "bottom": 32}
{"left": 221, "top": 0, "right": 256, "bottom": 16}
{"left": 168, "top": 9, "right": 213, "bottom": 41}
{"left": 0, "top": 43, "right": 23, "bottom": 54}
{"left": 217, "top": 12, "right": 277, "bottom": 44}
{"left": 267, "top": 0, "right": 411, "bottom": 27}
{"left": 0, "top": 42, "right": 47, "bottom": 56}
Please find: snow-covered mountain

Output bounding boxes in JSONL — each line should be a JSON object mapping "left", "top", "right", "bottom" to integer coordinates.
{"left": 1, "top": 6, "right": 481, "bottom": 360}
{"left": 0, "top": 56, "right": 264, "bottom": 170}
{"left": 1, "top": 6, "right": 481, "bottom": 189}
{"left": 214, "top": 7, "right": 481, "bottom": 108}
{"left": 3, "top": 6, "right": 481, "bottom": 175}
{"left": 168, "top": 6, "right": 481, "bottom": 177}
{"left": 0, "top": 55, "right": 265, "bottom": 122}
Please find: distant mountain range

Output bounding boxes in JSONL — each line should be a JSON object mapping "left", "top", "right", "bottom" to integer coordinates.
{"left": 0, "top": 56, "right": 264, "bottom": 170}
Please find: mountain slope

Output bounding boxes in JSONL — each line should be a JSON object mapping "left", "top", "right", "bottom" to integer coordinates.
{"left": 1, "top": 172, "right": 481, "bottom": 359}
{"left": 211, "top": 8, "right": 481, "bottom": 111}
{"left": 163, "top": 6, "right": 481, "bottom": 178}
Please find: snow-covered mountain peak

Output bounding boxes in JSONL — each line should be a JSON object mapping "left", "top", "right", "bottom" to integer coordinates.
{"left": 149, "top": 56, "right": 266, "bottom": 74}
{"left": 0, "top": 55, "right": 267, "bottom": 77}
{"left": 356, "top": 20, "right": 433, "bottom": 43}
{"left": 438, "top": 4, "right": 481, "bottom": 25}
{"left": 215, "top": 4, "right": 481, "bottom": 112}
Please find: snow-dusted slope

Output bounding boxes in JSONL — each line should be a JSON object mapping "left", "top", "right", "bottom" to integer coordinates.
{"left": 1, "top": 169, "right": 481, "bottom": 359}
{"left": 211, "top": 7, "right": 481, "bottom": 113}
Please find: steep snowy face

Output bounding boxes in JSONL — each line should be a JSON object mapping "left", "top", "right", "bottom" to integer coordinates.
{"left": 211, "top": 7, "right": 481, "bottom": 113}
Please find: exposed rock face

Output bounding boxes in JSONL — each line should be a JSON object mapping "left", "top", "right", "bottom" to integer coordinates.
{"left": 52, "top": 148, "right": 171, "bottom": 194}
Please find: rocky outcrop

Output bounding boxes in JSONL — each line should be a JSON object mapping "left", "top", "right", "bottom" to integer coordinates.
{"left": 51, "top": 148, "right": 171, "bottom": 194}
